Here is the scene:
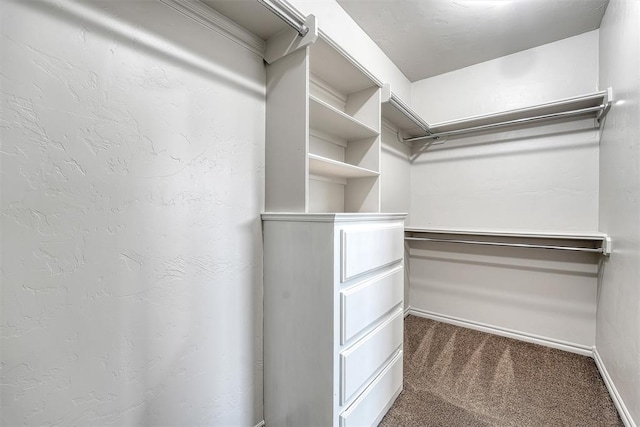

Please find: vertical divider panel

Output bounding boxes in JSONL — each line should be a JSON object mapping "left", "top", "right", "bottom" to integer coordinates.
{"left": 345, "top": 176, "right": 380, "bottom": 213}
{"left": 265, "top": 48, "right": 310, "bottom": 212}
{"left": 346, "top": 86, "right": 381, "bottom": 132}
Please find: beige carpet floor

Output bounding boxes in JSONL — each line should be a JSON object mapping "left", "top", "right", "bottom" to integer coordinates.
{"left": 380, "top": 315, "right": 622, "bottom": 426}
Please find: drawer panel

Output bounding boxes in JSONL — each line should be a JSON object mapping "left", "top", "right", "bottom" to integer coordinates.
{"left": 340, "top": 225, "right": 404, "bottom": 282}
{"left": 340, "top": 309, "right": 403, "bottom": 405}
{"left": 341, "top": 266, "right": 403, "bottom": 344}
{"left": 340, "top": 350, "right": 403, "bottom": 427}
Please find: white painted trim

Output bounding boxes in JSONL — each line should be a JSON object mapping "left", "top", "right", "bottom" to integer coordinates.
{"left": 593, "top": 347, "right": 636, "bottom": 427}
{"left": 382, "top": 118, "right": 400, "bottom": 134}
{"left": 309, "top": 173, "right": 348, "bottom": 186}
{"left": 261, "top": 213, "right": 407, "bottom": 222}
{"left": 159, "top": 0, "right": 265, "bottom": 57}
{"left": 407, "top": 307, "right": 593, "bottom": 356}
{"left": 310, "top": 128, "right": 348, "bottom": 149}
{"left": 254, "top": 421, "right": 265, "bottom": 427}
{"left": 310, "top": 73, "right": 349, "bottom": 107}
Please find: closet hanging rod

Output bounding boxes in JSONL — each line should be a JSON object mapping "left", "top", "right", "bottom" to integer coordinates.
{"left": 404, "top": 236, "right": 603, "bottom": 253}
{"left": 387, "top": 93, "right": 435, "bottom": 136}
{"left": 258, "top": 0, "right": 309, "bottom": 37}
{"left": 404, "top": 104, "right": 605, "bottom": 143}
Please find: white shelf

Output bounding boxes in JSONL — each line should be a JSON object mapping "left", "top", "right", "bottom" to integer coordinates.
{"left": 404, "top": 227, "right": 611, "bottom": 255}
{"left": 426, "top": 89, "right": 612, "bottom": 138}
{"left": 381, "top": 84, "right": 431, "bottom": 138}
{"left": 308, "top": 154, "right": 379, "bottom": 179}
{"left": 310, "top": 95, "right": 379, "bottom": 141}
{"left": 310, "top": 35, "right": 378, "bottom": 95}
{"left": 405, "top": 227, "right": 607, "bottom": 240}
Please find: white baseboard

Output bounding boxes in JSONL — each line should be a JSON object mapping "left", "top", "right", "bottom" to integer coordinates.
{"left": 406, "top": 307, "right": 593, "bottom": 357}
{"left": 254, "top": 420, "right": 265, "bottom": 427}
{"left": 593, "top": 347, "right": 636, "bottom": 427}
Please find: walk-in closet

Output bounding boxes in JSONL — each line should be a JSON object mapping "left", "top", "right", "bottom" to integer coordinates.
{"left": 2, "top": 0, "right": 638, "bottom": 426}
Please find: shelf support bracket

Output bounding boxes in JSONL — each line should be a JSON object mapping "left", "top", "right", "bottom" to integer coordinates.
{"left": 597, "top": 87, "right": 614, "bottom": 125}
{"left": 603, "top": 237, "right": 612, "bottom": 256}
{"left": 264, "top": 14, "right": 317, "bottom": 64}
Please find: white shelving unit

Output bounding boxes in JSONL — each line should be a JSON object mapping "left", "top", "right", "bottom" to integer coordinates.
{"left": 265, "top": 33, "right": 382, "bottom": 213}
{"left": 262, "top": 25, "right": 406, "bottom": 427}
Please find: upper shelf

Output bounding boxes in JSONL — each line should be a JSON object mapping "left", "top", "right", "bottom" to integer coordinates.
{"left": 381, "top": 84, "right": 432, "bottom": 139}
{"left": 309, "top": 35, "right": 379, "bottom": 96}
{"left": 309, "top": 95, "right": 379, "bottom": 141}
{"left": 422, "top": 88, "right": 613, "bottom": 140}
{"left": 381, "top": 86, "right": 613, "bottom": 153}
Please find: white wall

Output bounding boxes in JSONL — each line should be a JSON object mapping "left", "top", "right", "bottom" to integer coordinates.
{"left": 406, "top": 31, "right": 602, "bottom": 349}
{"left": 411, "top": 30, "right": 600, "bottom": 124}
{"left": 380, "top": 123, "right": 412, "bottom": 308}
{"left": 597, "top": 0, "right": 640, "bottom": 424}
{"left": 1, "top": 1, "right": 264, "bottom": 425}
{"left": 410, "top": 30, "right": 600, "bottom": 230}
{"left": 380, "top": 124, "right": 412, "bottom": 217}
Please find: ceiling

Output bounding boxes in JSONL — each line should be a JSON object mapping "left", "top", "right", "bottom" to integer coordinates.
{"left": 337, "top": 0, "right": 609, "bottom": 81}
{"left": 203, "top": 0, "right": 608, "bottom": 82}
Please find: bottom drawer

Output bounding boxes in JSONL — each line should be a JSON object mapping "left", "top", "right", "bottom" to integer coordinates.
{"left": 339, "top": 351, "right": 403, "bottom": 427}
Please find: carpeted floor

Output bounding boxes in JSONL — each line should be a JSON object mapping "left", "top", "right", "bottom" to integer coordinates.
{"left": 380, "top": 315, "right": 622, "bottom": 426}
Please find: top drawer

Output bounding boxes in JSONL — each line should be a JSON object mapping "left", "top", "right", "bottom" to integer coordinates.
{"left": 340, "top": 224, "right": 404, "bottom": 282}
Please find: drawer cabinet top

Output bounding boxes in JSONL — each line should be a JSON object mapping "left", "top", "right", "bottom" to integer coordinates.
{"left": 261, "top": 212, "right": 407, "bottom": 223}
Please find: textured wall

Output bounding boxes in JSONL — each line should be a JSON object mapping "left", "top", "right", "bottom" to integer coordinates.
{"left": 406, "top": 32, "right": 601, "bottom": 348}
{"left": 597, "top": 0, "right": 640, "bottom": 424}
{"left": 380, "top": 125, "right": 411, "bottom": 218}
{"left": 409, "top": 31, "right": 600, "bottom": 231}
{"left": 411, "top": 30, "right": 600, "bottom": 124}
{"left": 1, "top": 1, "right": 265, "bottom": 425}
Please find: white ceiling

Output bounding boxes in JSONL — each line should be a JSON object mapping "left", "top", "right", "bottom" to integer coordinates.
{"left": 337, "top": 0, "right": 609, "bottom": 81}
{"left": 203, "top": 0, "right": 608, "bottom": 82}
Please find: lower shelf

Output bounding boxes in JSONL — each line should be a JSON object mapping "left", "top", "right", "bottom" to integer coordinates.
{"left": 309, "top": 153, "right": 379, "bottom": 179}
{"left": 404, "top": 227, "right": 611, "bottom": 255}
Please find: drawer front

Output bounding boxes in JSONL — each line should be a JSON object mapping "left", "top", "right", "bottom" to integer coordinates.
{"left": 341, "top": 266, "right": 404, "bottom": 344}
{"left": 340, "top": 309, "right": 403, "bottom": 405}
{"left": 341, "top": 224, "right": 404, "bottom": 282}
{"left": 340, "top": 350, "right": 403, "bottom": 427}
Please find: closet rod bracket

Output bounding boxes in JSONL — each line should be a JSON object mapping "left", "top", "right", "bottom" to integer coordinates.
{"left": 263, "top": 3, "right": 317, "bottom": 64}
{"left": 603, "top": 237, "right": 612, "bottom": 256}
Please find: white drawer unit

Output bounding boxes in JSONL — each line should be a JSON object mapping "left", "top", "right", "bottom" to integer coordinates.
{"left": 262, "top": 213, "right": 406, "bottom": 426}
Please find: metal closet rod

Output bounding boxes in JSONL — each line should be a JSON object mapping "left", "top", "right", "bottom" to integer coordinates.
{"left": 388, "top": 94, "right": 434, "bottom": 136}
{"left": 404, "top": 104, "right": 605, "bottom": 143}
{"left": 404, "top": 236, "right": 603, "bottom": 253}
{"left": 257, "top": 0, "right": 309, "bottom": 37}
